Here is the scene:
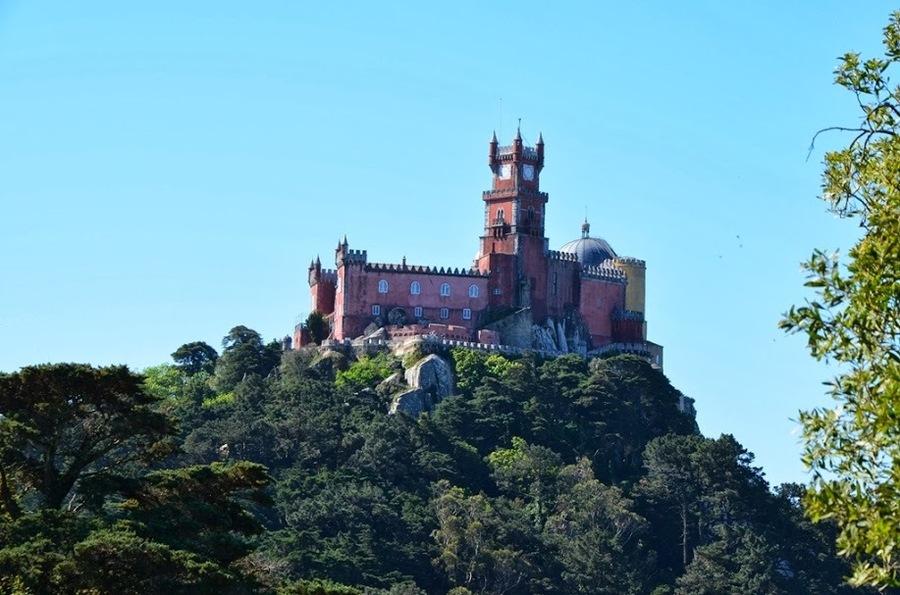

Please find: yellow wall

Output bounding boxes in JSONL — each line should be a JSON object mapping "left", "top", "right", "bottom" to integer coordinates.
{"left": 615, "top": 258, "right": 646, "bottom": 314}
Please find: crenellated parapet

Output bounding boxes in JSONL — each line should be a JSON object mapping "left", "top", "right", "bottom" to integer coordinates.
{"left": 337, "top": 248, "right": 368, "bottom": 268}
{"left": 483, "top": 188, "right": 548, "bottom": 201}
{"left": 309, "top": 267, "right": 337, "bottom": 287}
{"left": 615, "top": 256, "right": 646, "bottom": 267}
{"left": 547, "top": 250, "right": 578, "bottom": 262}
{"left": 581, "top": 263, "right": 627, "bottom": 283}
{"left": 365, "top": 262, "right": 489, "bottom": 277}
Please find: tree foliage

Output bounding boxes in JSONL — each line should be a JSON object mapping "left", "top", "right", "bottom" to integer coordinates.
{"left": 0, "top": 363, "right": 176, "bottom": 513}
{"left": 305, "top": 311, "right": 331, "bottom": 345}
{"left": 781, "top": 10, "right": 900, "bottom": 589}
{"left": 0, "top": 333, "right": 866, "bottom": 593}
{"left": 172, "top": 340, "right": 219, "bottom": 375}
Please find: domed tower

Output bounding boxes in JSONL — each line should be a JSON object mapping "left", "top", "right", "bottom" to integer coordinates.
{"left": 558, "top": 219, "right": 648, "bottom": 347}
{"left": 558, "top": 219, "right": 618, "bottom": 266}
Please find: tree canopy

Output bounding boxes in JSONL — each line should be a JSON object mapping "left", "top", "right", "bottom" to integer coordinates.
{"left": 0, "top": 363, "right": 175, "bottom": 513}
{"left": 0, "top": 328, "right": 868, "bottom": 593}
{"left": 781, "top": 10, "right": 900, "bottom": 589}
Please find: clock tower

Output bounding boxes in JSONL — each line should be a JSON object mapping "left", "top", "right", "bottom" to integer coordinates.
{"left": 477, "top": 128, "right": 549, "bottom": 313}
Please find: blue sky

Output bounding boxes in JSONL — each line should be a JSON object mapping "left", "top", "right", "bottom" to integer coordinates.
{"left": 0, "top": 1, "right": 890, "bottom": 487}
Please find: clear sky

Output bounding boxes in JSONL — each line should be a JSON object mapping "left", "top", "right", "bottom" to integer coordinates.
{"left": 0, "top": 1, "right": 890, "bottom": 487}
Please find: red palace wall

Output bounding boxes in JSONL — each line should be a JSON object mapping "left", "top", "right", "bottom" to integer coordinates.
{"left": 311, "top": 279, "right": 336, "bottom": 315}
{"left": 545, "top": 257, "right": 580, "bottom": 317}
{"left": 578, "top": 277, "right": 626, "bottom": 346}
{"left": 477, "top": 252, "right": 517, "bottom": 308}
{"left": 335, "top": 264, "right": 489, "bottom": 340}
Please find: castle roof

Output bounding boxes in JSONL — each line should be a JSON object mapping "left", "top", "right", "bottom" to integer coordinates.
{"left": 558, "top": 219, "right": 617, "bottom": 267}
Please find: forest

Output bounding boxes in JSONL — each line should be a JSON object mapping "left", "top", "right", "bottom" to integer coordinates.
{"left": 0, "top": 325, "right": 879, "bottom": 594}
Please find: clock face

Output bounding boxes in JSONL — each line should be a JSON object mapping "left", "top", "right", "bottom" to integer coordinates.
{"left": 523, "top": 164, "right": 535, "bottom": 181}
{"left": 499, "top": 164, "right": 512, "bottom": 179}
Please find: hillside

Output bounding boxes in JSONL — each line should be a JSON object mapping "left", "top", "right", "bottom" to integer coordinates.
{"left": 0, "top": 326, "right": 870, "bottom": 594}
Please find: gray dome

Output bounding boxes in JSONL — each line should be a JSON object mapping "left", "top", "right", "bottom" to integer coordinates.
{"left": 558, "top": 220, "right": 617, "bottom": 266}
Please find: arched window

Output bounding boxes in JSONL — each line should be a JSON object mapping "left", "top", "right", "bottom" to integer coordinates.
{"left": 410, "top": 281, "right": 421, "bottom": 295}
{"left": 378, "top": 279, "right": 388, "bottom": 293}
{"left": 462, "top": 308, "right": 472, "bottom": 320}
{"left": 414, "top": 306, "right": 423, "bottom": 318}
{"left": 440, "top": 283, "right": 450, "bottom": 297}
{"left": 440, "top": 308, "right": 449, "bottom": 319}
{"left": 468, "top": 284, "right": 479, "bottom": 298}
{"left": 372, "top": 304, "right": 381, "bottom": 316}
{"left": 497, "top": 208, "right": 505, "bottom": 222}
{"left": 527, "top": 206, "right": 535, "bottom": 220}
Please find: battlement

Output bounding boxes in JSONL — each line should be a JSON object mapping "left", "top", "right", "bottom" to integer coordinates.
{"left": 336, "top": 248, "right": 368, "bottom": 267}
{"left": 365, "top": 262, "right": 489, "bottom": 277}
{"left": 309, "top": 267, "right": 338, "bottom": 287}
{"left": 547, "top": 250, "right": 578, "bottom": 262}
{"left": 496, "top": 145, "right": 538, "bottom": 159}
{"left": 581, "top": 264, "right": 627, "bottom": 283}
{"left": 483, "top": 188, "right": 548, "bottom": 201}
{"left": 615, "top": 256, "right": 646, "bottom": 267}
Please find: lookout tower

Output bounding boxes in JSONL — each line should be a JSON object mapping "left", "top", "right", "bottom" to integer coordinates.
{"left": 477, "top": 129, "right": 550, "bottom": 315}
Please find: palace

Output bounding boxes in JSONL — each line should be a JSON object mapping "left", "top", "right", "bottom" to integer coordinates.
{"left": 296, "top": 129, "right": 662, "bottom": 366}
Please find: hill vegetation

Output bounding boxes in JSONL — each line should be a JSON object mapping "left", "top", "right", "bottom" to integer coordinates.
{"left": 0, "top": 326, "right": 874, "bottom": 594}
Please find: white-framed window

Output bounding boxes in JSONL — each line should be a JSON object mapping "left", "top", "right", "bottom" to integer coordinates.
{"left": 497, "top": 208, "right": 505, "bottom": 221}
{"left": 414, "top": 306, "right": 423, "bottom": 318}
{"left": 440, "top": 308, "right": 449, "bottom": 319}
{"left": 378, "top": 279, "right": 388, "bottom": 293}
{"left": 462, "top": 308, "right": 472, "bottom": 320}
{"left": 372, "top": 304, "right": 381, "bottom": 316}
{"left": 440, "top": 283, "right": 450, "bottom": 296}
{"left": 410, "top": 281, "right": 421, "bottom": 295}
{"left": 468, "top": 284, "right": 479, "bottom": 298}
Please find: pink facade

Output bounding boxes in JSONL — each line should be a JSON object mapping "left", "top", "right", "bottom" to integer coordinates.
{"left": 299, "top": 130, "right": 655, "bottom": 355}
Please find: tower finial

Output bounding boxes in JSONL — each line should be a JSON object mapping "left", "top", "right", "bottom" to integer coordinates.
{"left": 581, "top": 217, "right": 590, "bottom": 238}
{"left": 515, "top": 119, "right": 522, "bottom": 140}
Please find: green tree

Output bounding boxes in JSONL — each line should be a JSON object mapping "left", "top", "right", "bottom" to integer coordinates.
{"left": 432, "top": 480, "right": 535, "bottom": 595}
{"left": 172, "top": 340, "right": 219, "bottom": 375}
{"left": 487, "top": 437, "right": 562, "bottom": 529}
{"left": 335, "top": 353, "right": 394, "bottom": 393}
{"left": 214, "top": 325, "right": 281, "bottom": 393}
{"left": 674, "top": 524, "right": 783, "bottom": 595}
{"left": 305, "top": 311, "right": 330, "bottom": 345}
{"left": 780, "top": 10, "right": 900, "bottom": 589}
{"left": 0, "top": 363, "right": 175, "bottom": 513}
{"left": 544, "top": 459, "right": 650, "bottom": 594}
{"left": 637, "top": 434, "right": 768, "bottom": 575}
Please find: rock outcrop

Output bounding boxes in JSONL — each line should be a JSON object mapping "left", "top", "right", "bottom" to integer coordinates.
{"left": 532, "top": 323, "right": 558, "bottom": 352}
{"left": 390, "top": 354, "right": 454, "bottom": 416}
{"left": 404, "top": 354, "right": 454, "bottom": 401}
{"left": 389, "top": 387, "right": 431, "bottom": 417}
